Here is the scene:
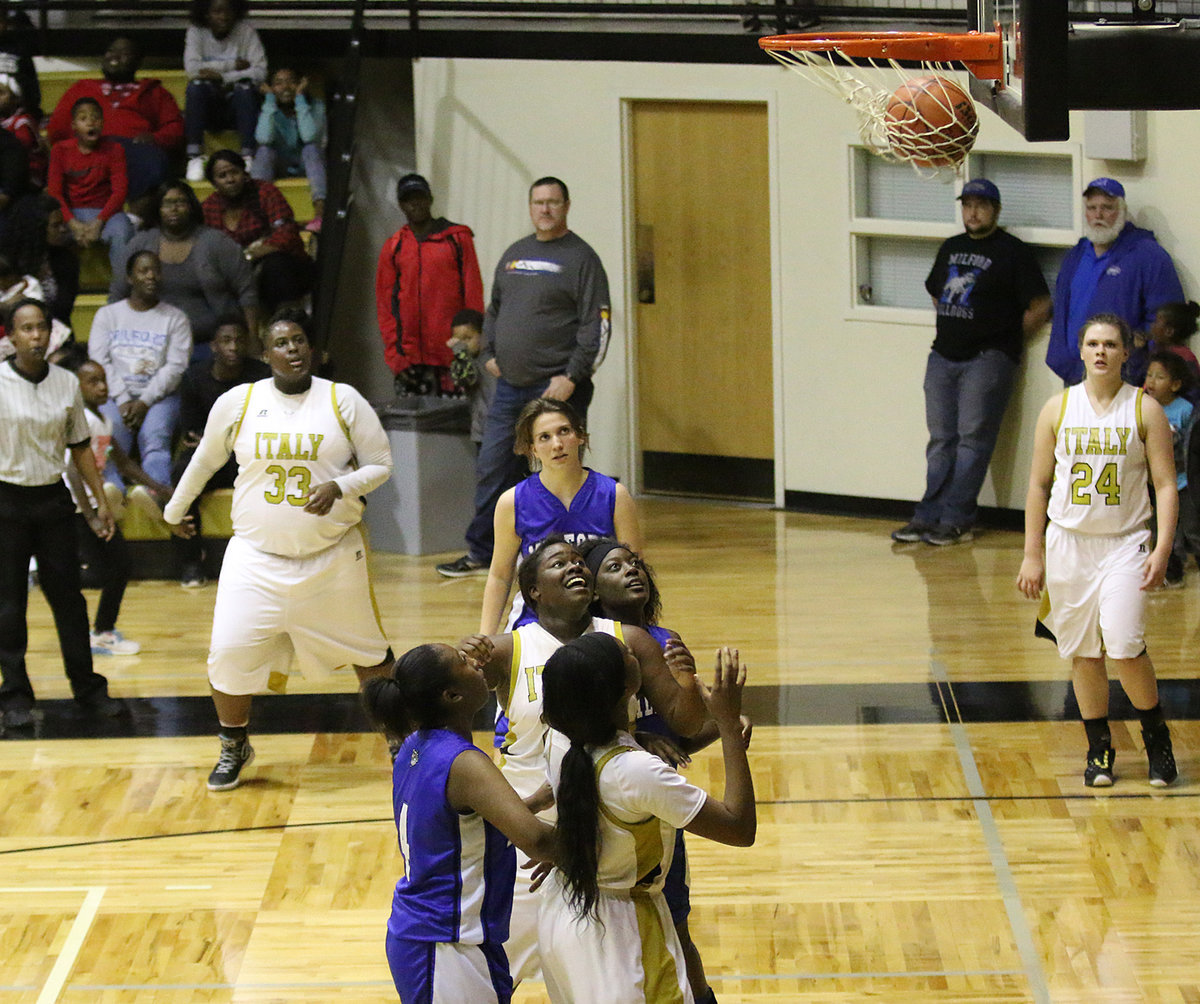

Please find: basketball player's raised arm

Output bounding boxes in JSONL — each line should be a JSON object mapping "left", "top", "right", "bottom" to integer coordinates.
{"left": 163, "top": 387, "right": 244, "bottom": 525}
{"left": 626, "top": 624, "right": 706, "bottom": 739}
{"left": 683, "top": 647, "right": 756, "bottom": 847}
{"left": 1016, "top": 394, "right": 1060, "bottom": 599}
{"left": 459, "top": 633, "right": 515, "bottom": 699}
{"left": 480, "top": 489, "right": 521, "bottom": 634}
{"left": 1141, "top": 396, "right": 1178, "bottom": 590}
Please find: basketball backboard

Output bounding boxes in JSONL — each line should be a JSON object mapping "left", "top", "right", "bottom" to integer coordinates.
{"left": 968, "top": 0, "right": 1200, "bottom": 142}
{"left": 967, "top": 0, "right": 1068, "bottom": 142}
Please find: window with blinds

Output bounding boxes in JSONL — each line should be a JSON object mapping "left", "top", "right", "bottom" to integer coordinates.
{"left": 850, "top": 148, "right": 1077, "bottom": 312}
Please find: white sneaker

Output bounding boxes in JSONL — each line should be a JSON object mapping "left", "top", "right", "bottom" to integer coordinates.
{"left": 127, "top": 485, "right": 166, "bottom": 525}
{"left": 91, "top": 629, "right": 141, "bottom": 656}
{"left": 186, "top": 155, "right": 207, "bottom": 182}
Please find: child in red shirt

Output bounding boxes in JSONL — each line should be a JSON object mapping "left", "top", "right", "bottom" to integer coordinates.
{"left": 0, "top": 71, "right": 44, "bottom": 186}
{"left": 47, "top": 97, "right": 135, "bottom": 273}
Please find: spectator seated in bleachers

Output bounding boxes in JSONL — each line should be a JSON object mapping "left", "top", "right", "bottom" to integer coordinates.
{"left": 250, "top": 66, "right": 325, "bottom": 232}
{"left": 0, "top": 192, "right": 79, "bottom": 326}
{"left": 202, "top": 148, "right": 315, "bottom": 315}
{"left": 170, "top": 313, "right": 268, "bottom": 587}
{"left": 89, "top": 249, "right": 192, "bottom": 491}
{"left": 0, "top": 253, "right": 73, "bottom": 359}
{"left": 0, "top": 72, "right": 44, "bottom": 188}
{"left": 183, "top": 0, "right": 266, "bottom": 181}
{"left": 112, "top": 180, "right": 260, "bottom": 358}
{"left": 47, "top": 35, "right": 185, "bottom": 214}
{"left": 0, "top": 0, "right": 40, "bottom": 121}
{"left": 48, "top": 98, "right": 136, "bottom": 275}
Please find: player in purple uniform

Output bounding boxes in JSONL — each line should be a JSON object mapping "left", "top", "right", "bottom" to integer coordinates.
{"left": 583, "top": 538, "right": 751, "bottom": 1004}
{"left": 478, "top": 397, "right": 642, "bottom": 635}
{"left": 362, "top": 642, "right": 557, "bottom": 1003}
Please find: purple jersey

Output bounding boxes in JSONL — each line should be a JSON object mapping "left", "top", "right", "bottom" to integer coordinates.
{"left": 387, "top": 729, "right": 516, "bottom": 944}
{"left": 513, "top": 468, "right": 618, "bottom": 558}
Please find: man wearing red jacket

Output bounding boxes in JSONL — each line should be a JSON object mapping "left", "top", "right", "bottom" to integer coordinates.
{"left": 47, "top": 35, "right": 183, "bottom": 205}
{"left": 375, "top": 173, "right": 485, "bottom": 395}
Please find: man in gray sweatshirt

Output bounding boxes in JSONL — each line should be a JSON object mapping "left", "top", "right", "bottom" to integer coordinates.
{"left": 436, "top": 176, "right": 610, "bottom": 577}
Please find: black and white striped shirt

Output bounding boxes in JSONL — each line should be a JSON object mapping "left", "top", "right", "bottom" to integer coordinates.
{"left": 0, "top": 360, "right": 91, "bottom": 487}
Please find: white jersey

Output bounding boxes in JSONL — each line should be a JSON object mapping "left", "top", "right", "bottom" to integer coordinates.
{"left": 538, "top": 736, "right": 705, "bottom": 1004}
{"left": 499, "top": 618, "right": 622, "bottom": 800}
{"left": 1047, "top": 383, "right": 1151, "bottom": 536}
{"left": 164, "top": 376, "right": 392, "bottom": 558}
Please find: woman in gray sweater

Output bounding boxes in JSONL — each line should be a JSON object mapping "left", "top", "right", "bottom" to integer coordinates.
{"left": 110, "top": 180, "right": 260, "bottom": 357}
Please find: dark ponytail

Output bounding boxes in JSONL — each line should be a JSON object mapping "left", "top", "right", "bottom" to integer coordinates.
{"left": 542, "top": 633, "right": 628, "bottom": 920}
{"left": 361, "top": 643, "right": 455, "bottom": 739}
{"left": 1156, "top": 300, "right": 1200, "bottom": 341}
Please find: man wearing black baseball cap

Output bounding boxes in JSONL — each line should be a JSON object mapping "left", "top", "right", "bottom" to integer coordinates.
{"left": 1045, "top": 177, "right": 1183, "bottom": 385}
{"left": 892, "top": 178, "right": 1050, "bottom": 546}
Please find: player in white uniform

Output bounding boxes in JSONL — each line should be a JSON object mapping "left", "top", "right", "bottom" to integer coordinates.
{"left": 461, "top": 534, "right": 708, "bottom": 987}
{"left": 538, "top": 634, "right": 756, "bottom": 1004}
{"left": 164, "top": 310, "right": 394, "bottom": 791}
{"left": 1018, "top": 313, "right": 1179, "bottom": 788}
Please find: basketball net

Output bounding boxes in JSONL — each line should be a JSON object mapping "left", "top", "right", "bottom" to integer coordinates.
{"left": 760, "top": 32, "right": 1003, "bottom": 174}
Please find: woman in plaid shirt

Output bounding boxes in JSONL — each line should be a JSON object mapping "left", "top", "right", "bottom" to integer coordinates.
{"left": 201, "top": 148, "right": 315, "bottom": 314}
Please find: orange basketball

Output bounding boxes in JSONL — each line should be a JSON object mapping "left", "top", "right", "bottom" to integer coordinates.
{"left": 883, "top": 76, "right": 979, "bottom": 168}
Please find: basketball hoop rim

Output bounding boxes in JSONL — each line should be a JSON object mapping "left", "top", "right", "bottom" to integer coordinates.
{"left": 758, "top": 30, "right": 1005, "bottom": 81}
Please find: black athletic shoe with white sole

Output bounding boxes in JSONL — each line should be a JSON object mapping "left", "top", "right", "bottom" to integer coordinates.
{"left": 1144, "top": 724, "right": 1178, "bottom": 787}
{"left": 1084, "top": 746, "right": 1115, "bottom": 787}
{"left": 208, "top": 735, "right": 255, "bottom": 791}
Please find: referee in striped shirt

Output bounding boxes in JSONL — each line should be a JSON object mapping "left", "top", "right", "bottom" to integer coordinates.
{"left": 0, "top": 298, "right": 126, "bottom": 729}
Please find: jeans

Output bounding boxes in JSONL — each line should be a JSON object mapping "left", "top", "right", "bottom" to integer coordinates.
{"left": 100, "top": 394, "right": 181, "bottom": 488}
{"left": 111, "top": 136, "right": 171, "bottom": 201}
{"left": 71, "top": 208, "right": 135, "bottom": 275}
{"left": 463, "top": 376, "right": 594, "bottom": 564}
{"left": 0, "top": 481, "right": 108, "bottom": 710}
{"left": 913, "top": 348, "right": 1017, "bottom": 530}
{"left": 184, "top": 79, "right": 260, "bottom": 150}
{"left": 251, "top": 143, "right": 327, "bottom": 202}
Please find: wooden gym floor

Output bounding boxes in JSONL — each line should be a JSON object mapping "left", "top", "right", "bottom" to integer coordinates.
{"left": 3, "top": 498, "right": 1200, "bottom": 1003}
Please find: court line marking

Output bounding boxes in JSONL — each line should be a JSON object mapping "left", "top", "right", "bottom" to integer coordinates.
{"left": 18, "top": 886, "right": 105, "bottom": 1004}
{"left": 932, "top": 657, "right": 1051, "bottom": 1004}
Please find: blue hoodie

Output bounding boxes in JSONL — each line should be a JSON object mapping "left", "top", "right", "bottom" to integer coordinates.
{"left": 1046, "top": 223, "right": 1183, "bottom": 385}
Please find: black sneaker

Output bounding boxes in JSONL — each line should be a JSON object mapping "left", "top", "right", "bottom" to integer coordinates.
{"left": 1144, "top": 725, "right": 1178, "bottom": 787}
{"left": 207, "top": 735, "right": 255, "bottom": 791}
{"left": 890, "top": 521, "right": 931, "bottom": 543}
{"left": 435, "top": 554, "right": 486, "bottom": 578}
{"left": 1084, "top": 746, "right": 1115, "bottom": 787}
{"left": 923, "top": 526, "right": 975, "bottom": 546}
{"left": 180, "top": 563, "right": 207, "bottom": 589}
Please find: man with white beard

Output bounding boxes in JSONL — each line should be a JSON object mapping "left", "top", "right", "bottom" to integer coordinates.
{"left": 1046, "top": 177, "right": 1183, "bottom": 385}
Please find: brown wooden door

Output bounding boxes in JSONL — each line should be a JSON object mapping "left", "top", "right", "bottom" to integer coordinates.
{"left": 630, "top": 100, "right": 773, "bottom": 499}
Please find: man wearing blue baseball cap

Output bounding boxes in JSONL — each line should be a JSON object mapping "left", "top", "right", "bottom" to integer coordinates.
{"left": 1045, "top": 177, "right": 1183, "bottom": 385}
{"left": 893, "top": 178, "right": 1051, "bottom": 545}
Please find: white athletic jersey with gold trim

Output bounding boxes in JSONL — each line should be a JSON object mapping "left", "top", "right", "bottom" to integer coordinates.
{"left": 499, "top": 618, "right": 622, "bottom": 800}
{"left": 164, "top": 377, "right": 392, "bottom": 557}
{"left": 1047, "top": 383, "right": 1151, "bottom": 535}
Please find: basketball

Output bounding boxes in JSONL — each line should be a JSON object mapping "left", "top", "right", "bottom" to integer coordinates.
{"left": 883, "top": 75, "right": 979, "bottom": 167}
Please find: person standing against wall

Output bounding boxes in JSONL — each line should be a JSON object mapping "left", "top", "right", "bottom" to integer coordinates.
{"left": 892, "top": 179, "right": 1050, "bottom": 546}
{"left": 437, "top": 177, "right": 611, "bottom": 578}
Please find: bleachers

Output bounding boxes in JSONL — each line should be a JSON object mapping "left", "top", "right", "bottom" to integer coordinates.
{"left": 40, "top": 68, "right": 320, "bottom": 337}
{"left": 39, "top": 67, "right": 318, "bottom": 557}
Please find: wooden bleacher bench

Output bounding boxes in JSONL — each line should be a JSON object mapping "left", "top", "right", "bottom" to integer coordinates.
{"left": 43, "top": 68, "right": 319, "bottom": 336}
